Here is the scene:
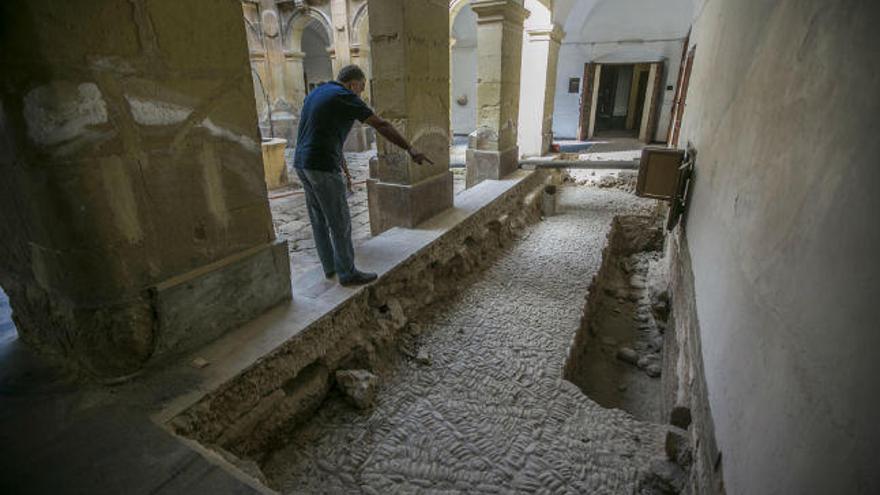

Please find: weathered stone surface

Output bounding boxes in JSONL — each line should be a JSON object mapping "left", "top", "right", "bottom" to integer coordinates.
{"left": 639, "top": 459, "right": 687, "bottom": 495}
{"left": 665, "top": 425, "right": 693, "bottom": 468}
{"left": 153, "top": 240, "right": 291, "bottom": 356}
{"left": 465, "top": 0, "right": 529, "bottom": 188}
{"left": 465, "top": 146, "right": 520, "bottom": 188}
{"left": 366, "top": 0, "right": 453, "bottom": 235}
{"left": 335, "top": 369, "right": 379, "bottom": 410}
{"left": 617, "top": 346, "right": 639, "bottom": 365}
{"left": 0, "top": 0, "right": 287, "bottom": 378}
{"left": 261, "top": 138, "right": 289, "bottom": 190}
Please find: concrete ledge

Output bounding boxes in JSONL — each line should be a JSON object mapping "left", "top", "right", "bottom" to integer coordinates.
{"left": 163, "top": 169, "right": 554, "bottom": 466}
{"left": 152, "top": 240, "right": 292, "bottom": 358}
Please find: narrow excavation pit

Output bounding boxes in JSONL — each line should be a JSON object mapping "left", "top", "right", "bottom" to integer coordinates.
{"left": 564, "top": 214, "right": 668, "bottom": 422}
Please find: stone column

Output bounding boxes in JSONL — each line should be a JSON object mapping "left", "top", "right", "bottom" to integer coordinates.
{"left": 330, "top": 0, "right": 352, "bottom": 70}
{"left": 518, "top": 24, "right": 564, "bottom": 157}
{"left": 0, "top": 0, "right": 290, "bottom": 378}
{"left": 466, "top": 0, "right": 529, "bottom": 188}
{"left": 344, "top": 44, "right": 373, "bottom": 152}
{"left": 284, "top": 50, "right": 307, "bottom": 109}
{"left": 258, "top": 0, "right": 286, "bottom": 107}
{"left": 365, "top": 0, "right": 453, "bottom": 235}
{"left": 327, "top": 47, "right": 340, "bottom": 77}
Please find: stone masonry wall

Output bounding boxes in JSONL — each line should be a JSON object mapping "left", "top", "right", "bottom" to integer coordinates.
{"left": 0, "top": 0, "right": 285, "bottom": 378}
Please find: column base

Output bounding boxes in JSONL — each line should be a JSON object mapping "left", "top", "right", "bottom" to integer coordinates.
{"left": 465, "top": 146, "right": 520, "bottom": 188}
{"left": 344, "top": 122, "right": 372, "bottom": 152}
{"left": 367, "top": 172, "right": 454, "bottom": 236}
{"left": 7, "top": 240, "right": 291, "bottom": 378}
{"left": 152, "top": 239, "right": 291, "bottom": 357}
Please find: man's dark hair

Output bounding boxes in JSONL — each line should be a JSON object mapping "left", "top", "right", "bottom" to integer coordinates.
{"left": 337, "top": 65, "right": 366, "bottom": 83}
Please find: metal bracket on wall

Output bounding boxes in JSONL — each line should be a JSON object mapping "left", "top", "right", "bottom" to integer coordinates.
{"left": 666, "top": 145, "right": 696, "bottom": 231}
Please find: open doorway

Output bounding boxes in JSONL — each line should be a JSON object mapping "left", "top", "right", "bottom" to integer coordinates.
{"left": 595, "top": 64, "right": 637, "bottom": 136}
{"left": 578, "top": 62, "right": 663, "bottom": 143}
{"left": 302, "top": 20, "right": 333, "bottom": 94}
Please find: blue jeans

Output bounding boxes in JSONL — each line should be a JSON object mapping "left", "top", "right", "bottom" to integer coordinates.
{"left": 296, "top": 168, "right": 355, "bottom": 279}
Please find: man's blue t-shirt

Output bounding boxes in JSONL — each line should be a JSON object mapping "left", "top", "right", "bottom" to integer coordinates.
{"left": 293, "top": 81, "right": 374, "bottom": 172}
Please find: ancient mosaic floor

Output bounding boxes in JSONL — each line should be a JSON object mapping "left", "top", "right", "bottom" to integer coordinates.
{"left": 262, "top": 185, "right": 665, "bottom": 494}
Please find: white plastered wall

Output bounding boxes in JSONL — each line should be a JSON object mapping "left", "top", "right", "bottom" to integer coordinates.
{"left": 678, "top": 0, "right": 880, "bottom": 493}
{"left": 451, "top": 4, "right": 478, "bottom": 135}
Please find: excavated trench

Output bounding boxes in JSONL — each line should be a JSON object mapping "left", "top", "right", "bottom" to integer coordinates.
{"left": 171, "top": 181, "right": 687, "bottom": 493}
{"left": 564, "top": 214, "right": 668, "bottom": 422}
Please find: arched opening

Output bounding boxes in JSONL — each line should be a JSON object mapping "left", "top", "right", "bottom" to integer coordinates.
{"left": 302, "top": 20, "right": 334, "bottom": 94}
{"left": 450, "top": 1, "right": 477, "bottom": 167}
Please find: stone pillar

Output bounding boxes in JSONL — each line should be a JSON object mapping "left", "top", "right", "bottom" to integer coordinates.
{"left": 344, "top": 44, "right": 373, "bottom": 152}
{"left": 366, "top": 0, "right": 453, "bottom": 235}
{"left": 518, "top": 24, "right": 563, "bottom": 157}
{"left": 258, "top": 0, "right": 286, "bottom": 107}
{"left": 284, "top": 50, "right": 307, "bottom": 109}
{"left": 330, "top": 0, "right": 352, "bottom": 71}
{"left": 0, "top": 0, "right": 290, "bottom": 378}
{"left": 327, "top": 47, "right": 340, "bottom": 77}
{"left": 350, "top": 44, "right": 372, "bottom": 104}
{"left": 466, "top": 0, "right": 529, "bottom": 188}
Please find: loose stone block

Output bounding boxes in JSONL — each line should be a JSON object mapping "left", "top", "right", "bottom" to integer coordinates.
{"left": 336, "top": 369, "right": 379, "bottom": 410}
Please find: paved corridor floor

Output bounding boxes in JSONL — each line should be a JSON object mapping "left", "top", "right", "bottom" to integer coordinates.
{"left": 263, "top": 185, "right": 664, "bottom": 494}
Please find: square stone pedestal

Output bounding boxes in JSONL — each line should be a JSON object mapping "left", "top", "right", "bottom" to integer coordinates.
{"left": 466, "top": 146, "right": 520, "bottom": 188}
{"left": 367, "top": 172, "right": 454, "bottom": 235}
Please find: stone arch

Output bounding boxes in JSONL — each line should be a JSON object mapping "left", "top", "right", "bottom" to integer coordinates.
{"left": 282, "top": 7, "right": 333, "bottom": 52}
{"left": 449, "top": 0, "right": 471, "bottom": 35}
{"left": 349, "top": 3, "right": 373, "bottom": 103}
{"left": 351, "top": 2, "right": 370, "bottom": 46}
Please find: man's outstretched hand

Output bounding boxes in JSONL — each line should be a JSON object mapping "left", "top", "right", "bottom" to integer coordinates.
{"left": 408, "top": 148, "right": 434, "bottom": 165}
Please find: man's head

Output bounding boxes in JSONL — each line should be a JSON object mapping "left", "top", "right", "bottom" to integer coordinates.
{"left": 337, "top": 65, "right": 367, "bottom": 95}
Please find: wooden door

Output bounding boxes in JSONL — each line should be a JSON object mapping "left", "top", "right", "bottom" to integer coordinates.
{"left": 670, "top": 47, "right": 695, "bottom": 147}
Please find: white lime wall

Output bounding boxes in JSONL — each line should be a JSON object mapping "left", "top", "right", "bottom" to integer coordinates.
{"left": 679, "top": 0, "right": 880, "bottom": 492}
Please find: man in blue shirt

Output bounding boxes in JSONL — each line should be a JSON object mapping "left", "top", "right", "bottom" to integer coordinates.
{"left": 294, "top": 65, "right": 432, "bottom": 286}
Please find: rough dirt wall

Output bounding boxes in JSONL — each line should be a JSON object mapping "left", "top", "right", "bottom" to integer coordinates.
{"left": 0, "top": 0, "right": 283, "bottom": 377}
{"left": 170, "top": 170, "right": 555, "bottom": 469}
{"left": 563, "top": 214, "right": 666, "bottom": 421}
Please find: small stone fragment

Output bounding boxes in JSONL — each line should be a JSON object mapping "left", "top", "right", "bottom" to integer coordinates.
{"left": 335, "top": 369, "right": 379, "bottom": 410}
{"left": 665, "top": 425, "right": 693, "bottom": 468}
{"left": 646, "top": 363, "right": 662, "bottom": 378}
{"left": 639, "top": 459, "right": 686, "bottom": 494}
{"left": 191, "top": 357, "right": 210, "bottom": 369}
{"left": 616, "top": 347, "right": 639, "bottom": 366}
{"left": 416, "top": 349, "right": 432, "bottom": 366}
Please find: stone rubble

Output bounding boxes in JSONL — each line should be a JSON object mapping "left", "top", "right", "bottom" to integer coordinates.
{"left": 335, "top": 370, "right": 379, "bottom": 410}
